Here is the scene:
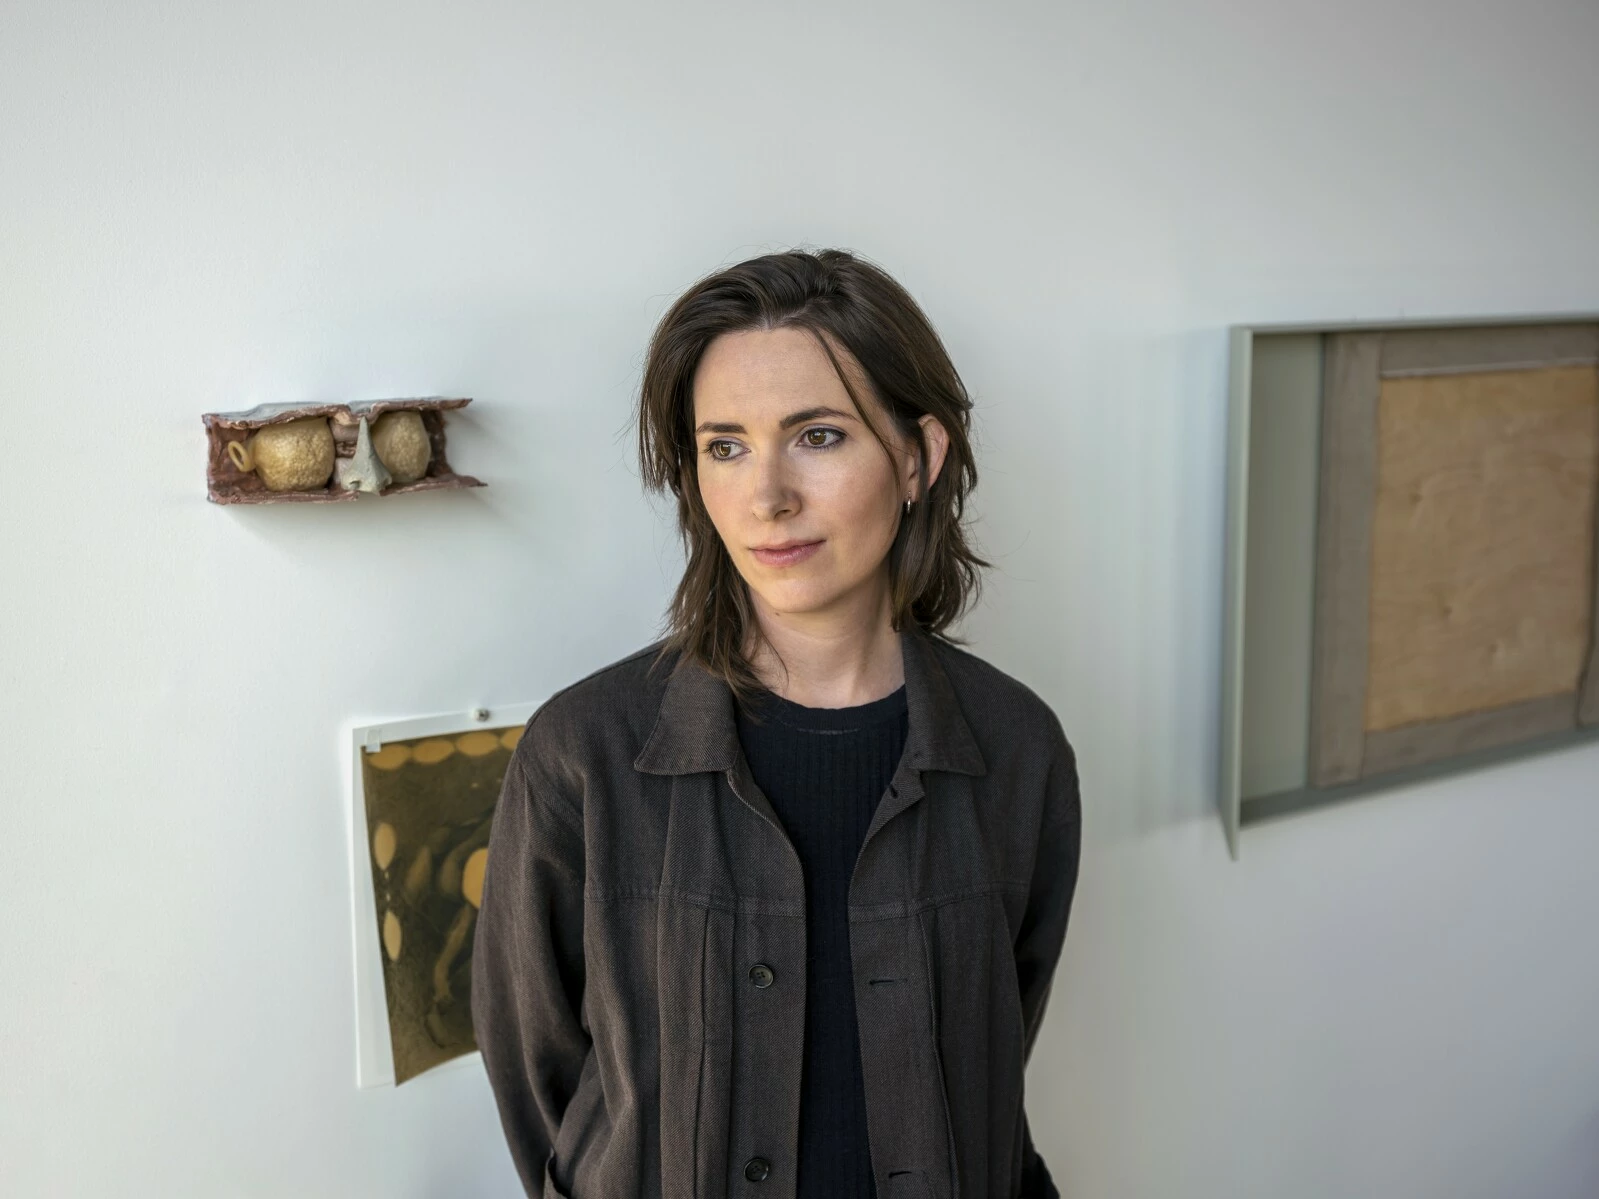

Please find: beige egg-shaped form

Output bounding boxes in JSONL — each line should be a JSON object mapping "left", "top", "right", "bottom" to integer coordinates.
{"left": 370, "top": 410, "right": 432, "bottom": 484}
{"left": 372, "top": 822, "right": 398, "bottom": 871}
{"left": 462, "top": 847, "right": 488, "bottom": 909}
{"left": 367, "top": 744, "right": 411, "bottom": 771}
{"left": 228, "top": 417, "right": 335, "bottom": 491}
{"left": 412, "top": 738, "right": 455, "bottom": 765}
{"left": 456, "top": 730, "right": 501, "bottom": 758}
{"left": 382, "top": 910, "right": 403, "bottom": 961}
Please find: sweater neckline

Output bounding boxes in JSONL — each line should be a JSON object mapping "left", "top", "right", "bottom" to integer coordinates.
{"left": 739, "top": 682, "right": 908, "bottom": 733}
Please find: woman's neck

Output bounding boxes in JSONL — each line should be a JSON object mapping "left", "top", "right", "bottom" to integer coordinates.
{"left": 743, "top": 593, "right": 906, "bottom": 709}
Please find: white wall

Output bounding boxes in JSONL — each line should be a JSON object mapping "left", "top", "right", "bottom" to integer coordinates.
{"left": 4, "top": 1, "right": 1597, "bottom": 1196}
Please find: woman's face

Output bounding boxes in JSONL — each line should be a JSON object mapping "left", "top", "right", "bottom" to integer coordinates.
{"left": 691, "top": 326, "right": 946, "bottom": 625}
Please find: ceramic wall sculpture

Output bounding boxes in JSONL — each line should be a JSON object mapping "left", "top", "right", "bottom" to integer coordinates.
{"left": 202, "top": 396, "right": 484, "bottom": 504}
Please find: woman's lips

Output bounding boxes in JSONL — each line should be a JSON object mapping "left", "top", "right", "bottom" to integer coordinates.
{"left": 751, "top": 540, "right": 823, "bottom": 568}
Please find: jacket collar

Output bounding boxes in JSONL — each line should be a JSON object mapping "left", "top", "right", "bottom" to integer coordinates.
{"left": 634, "top": 622, "right": 986, "bottom": 779}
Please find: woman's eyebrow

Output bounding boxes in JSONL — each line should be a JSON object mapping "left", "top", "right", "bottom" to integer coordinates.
{"left": 695, "top": 406, "right": 858, "bottom": 436}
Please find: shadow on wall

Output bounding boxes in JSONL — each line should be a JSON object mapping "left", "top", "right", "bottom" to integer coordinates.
{"left": 973, "top": 326, "right": 1232, "bottom": 848}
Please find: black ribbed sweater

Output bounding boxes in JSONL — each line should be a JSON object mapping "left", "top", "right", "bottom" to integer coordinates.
{"left": 734, "top": 681, "right": 910, "bottom": 1199}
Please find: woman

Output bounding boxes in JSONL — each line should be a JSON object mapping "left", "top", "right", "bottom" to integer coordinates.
{"left": 471, "top": 249, "right": 1082, "bottom": 1199}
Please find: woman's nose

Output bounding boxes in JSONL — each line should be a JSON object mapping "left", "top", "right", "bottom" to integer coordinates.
{"left": 751, "top": 454, "right": 797, "bottom": 520}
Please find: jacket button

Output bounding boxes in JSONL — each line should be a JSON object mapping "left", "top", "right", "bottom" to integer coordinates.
{"left": 743, "top": 1156, "right": 771, "bottom": 1182}
{"left": 748, "top": 963, "right": 774, "bottom": 988}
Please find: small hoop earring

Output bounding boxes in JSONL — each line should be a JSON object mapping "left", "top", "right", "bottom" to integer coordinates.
{"left": 904, "top": 497, "right": 912, "bottom": 515}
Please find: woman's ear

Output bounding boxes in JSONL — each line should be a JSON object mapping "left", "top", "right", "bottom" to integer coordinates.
{"left": 914, "top": 414, "right": 952, "bottom": 498}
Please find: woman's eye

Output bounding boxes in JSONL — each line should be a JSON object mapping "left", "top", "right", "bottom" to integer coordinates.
{"left": 703, "top": 430, "right": 842, "bottom": 460}
{"left": 803, "top": 427, "right": 844, "bottom": 449}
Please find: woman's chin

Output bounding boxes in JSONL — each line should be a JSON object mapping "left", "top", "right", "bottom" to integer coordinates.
{"left": 754, "top": 577, "right": 891, "bottom": 621}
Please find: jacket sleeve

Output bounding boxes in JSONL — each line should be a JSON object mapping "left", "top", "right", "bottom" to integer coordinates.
{"left": 470, "top": 718, "right": 592, "bottom": 1198}
{"left": 1014, "top": 714, "right": 1083, "bottom": 1199}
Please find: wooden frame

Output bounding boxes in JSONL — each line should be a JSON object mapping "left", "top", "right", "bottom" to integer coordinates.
{"left": 1306, "top": 332, "right": 1382, "bottom": 786}
{"left": 1219, "top": 314, "right": 1599, "bottom": 858}
{"left": 1308, "top": 323, "right": 1599, "bottom": 786}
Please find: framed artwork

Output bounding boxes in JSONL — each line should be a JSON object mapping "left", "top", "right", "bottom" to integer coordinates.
{"left": 1220, "top": 316, "right": 1599, "bottom": 856}
{"left": 347, "top": 703, "right": 539, "bottom": 1087}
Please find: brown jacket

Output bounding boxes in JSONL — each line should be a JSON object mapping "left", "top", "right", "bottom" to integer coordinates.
{"left": 471, "top": 622, "right": 1082, "bottom": 1199}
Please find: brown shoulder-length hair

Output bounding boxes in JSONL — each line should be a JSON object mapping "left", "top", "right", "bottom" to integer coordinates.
{"left": 636, "top": 247, "right": 990, "bottom": 705}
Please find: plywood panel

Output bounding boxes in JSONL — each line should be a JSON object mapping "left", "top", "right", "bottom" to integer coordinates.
{"left": 1365, "top": 364, "right": 1599, "bottom": 733}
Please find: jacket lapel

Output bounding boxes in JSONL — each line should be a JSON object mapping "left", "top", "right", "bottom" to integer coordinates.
{"left": 632, "top": 622, "right": 987, "bottom": 785}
